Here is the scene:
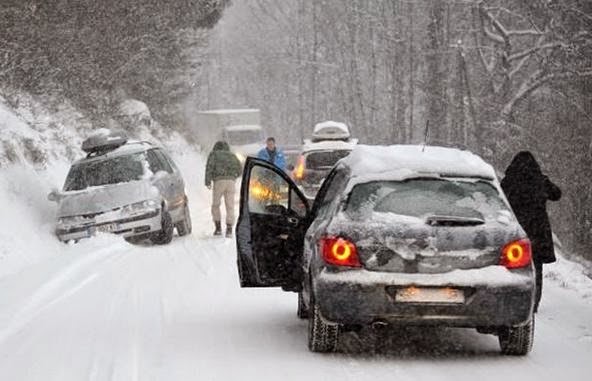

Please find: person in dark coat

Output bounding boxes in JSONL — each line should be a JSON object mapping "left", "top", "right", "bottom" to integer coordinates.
{"left": 205, "top": 141, "right": 242, "bottom": 237}
{"left": 501, "top": 151, "right": 561, "bottom": 312}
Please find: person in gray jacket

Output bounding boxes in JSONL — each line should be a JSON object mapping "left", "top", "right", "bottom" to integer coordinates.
{"left": 205, "top": 141, "right": 242, "bottom": 237}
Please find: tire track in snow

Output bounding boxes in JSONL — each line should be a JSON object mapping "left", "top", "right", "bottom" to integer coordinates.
{"left": 86, "top": 252, "right": 138, "bottom": 381}
{"left": 0, "top": 244, "right": 128, "bottom": 345}
{"left": 87, "top": 249, "right": 175, "bottom": 381}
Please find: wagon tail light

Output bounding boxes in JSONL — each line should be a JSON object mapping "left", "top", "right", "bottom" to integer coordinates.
{"left": 320, "top": 237, "right": 361, "bottom": 267}
{"left": 500, "top": 239, "right": 532, "bottom": 269}
{"left": 293, "top": 155, "right": 305, "bottom": 180}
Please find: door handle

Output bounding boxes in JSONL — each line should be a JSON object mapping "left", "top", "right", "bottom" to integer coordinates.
{"left": 287, "top": 217, "right": 299, "bottom": 225}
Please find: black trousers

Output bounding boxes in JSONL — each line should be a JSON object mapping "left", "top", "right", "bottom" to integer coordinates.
{"left": 534, "top": 262, "right": 543, "bottom": 312}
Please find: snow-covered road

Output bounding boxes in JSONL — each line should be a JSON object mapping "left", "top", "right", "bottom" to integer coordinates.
{"left": 1, "top": 148, "right": 591, "bottom": 381}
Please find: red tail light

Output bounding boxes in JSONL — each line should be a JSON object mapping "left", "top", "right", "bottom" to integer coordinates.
{"left": 500, "top": 239, "right": 532, "bottom": 269}
{"left": 293, "top": 155, "right": 305, "bottom": 180}
{"left": 320, "top": 237, "right": 361, "bottom": 267}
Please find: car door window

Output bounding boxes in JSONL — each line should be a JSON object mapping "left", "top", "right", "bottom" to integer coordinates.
{"left": 146, "top": 150, "right": 166, "bottom": 174}
{"left": 248, "top": 164, "right": 306, "bottom": 217}
{"left": 157, "top": 149, "right": 179, "bottom": 172}
{"left": 152, "top": 149, "right": 174, "bottom": 174}
{"left": 249, "top": 165, "right": 289, "bottom": 214}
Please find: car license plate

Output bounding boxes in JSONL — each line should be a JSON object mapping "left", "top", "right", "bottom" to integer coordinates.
{"left": 395, "top": 287, "right": 465, "bottom": 304}
{"left": 97, "top": 223, "right": 118, "bottom": 233}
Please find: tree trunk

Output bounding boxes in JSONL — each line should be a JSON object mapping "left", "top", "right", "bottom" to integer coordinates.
{"left": 425, "top": 1, "right": 447, "bottom": 144}
{"left": 407, "top": 0, "right": 415, "bottom": 142}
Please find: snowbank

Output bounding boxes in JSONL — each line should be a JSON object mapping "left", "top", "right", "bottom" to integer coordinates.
{"left": 0, "top": 162, "right": 70, "bottom": 278}
{"left": 0, "top": 92, "right": 90, "bottom": 169}
{"left": 545, "top": 250, "right": 592, "bottom": 303}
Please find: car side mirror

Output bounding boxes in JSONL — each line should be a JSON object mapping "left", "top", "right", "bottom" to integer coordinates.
{"left": 47, "top": 188, "right": 62, "bottom": 202}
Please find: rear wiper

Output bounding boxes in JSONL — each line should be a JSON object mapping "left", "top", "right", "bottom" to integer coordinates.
{"left": 425, "top": 215, "right": 485, "bottom": 226}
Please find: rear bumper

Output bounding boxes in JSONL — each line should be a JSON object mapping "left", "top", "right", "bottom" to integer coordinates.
{"left": 56, "top": 210, "right": 161, "bottom": 242}
{"left": 314, "top": 266, "right": 534, "bottom": 328}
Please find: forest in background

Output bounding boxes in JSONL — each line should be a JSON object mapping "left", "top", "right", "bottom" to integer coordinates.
{"left": 200, "top": 0, "right": 592, "bottom": 261}
{"left": 0, "top": 0, "right": 229, "bottom": 128}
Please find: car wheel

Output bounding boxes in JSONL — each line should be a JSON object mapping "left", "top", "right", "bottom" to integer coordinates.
{"left": 151, "top": 210, "right": 174, "bottom": 245}
{"left": 498, "top": 317, "right": 534, "bottom": 356}
{"left": 308, "top": 301, "right": 339, "bottom": 353}
{"left": 297, "top": 291, "right": 309, "bottom": 319}
{"left": 176, "top": 203, "right": 192, "bottom": 236}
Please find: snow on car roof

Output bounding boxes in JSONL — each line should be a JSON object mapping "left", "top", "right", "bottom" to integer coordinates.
{"left": 313, "top": 120, "right": 349, "bottom": 134}
{"left": 224, "top": 124, "right": 263, "bottom": 131}
{"left": 343, "top": 144, "right": 496, "bottom": 180}
{"left": 302, "top": 138, "right": 358, "bottom": 152}
{"left": 198, "top": 109, "right": 259, "bottom": 114}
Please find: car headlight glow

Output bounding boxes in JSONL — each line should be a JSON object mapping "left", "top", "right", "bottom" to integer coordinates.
{"left": 121, "top": 199, "right": 160, "bottom": 214}
{"left": 58, "top": 215, "right": 92, "bottom": 227}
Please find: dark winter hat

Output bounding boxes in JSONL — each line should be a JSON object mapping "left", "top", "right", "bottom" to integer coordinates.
{"left": 506, "top": 151, "right": 541, "bottom": 177}
{"left": 213, "top": 141, "right": 230, "bottom": 151}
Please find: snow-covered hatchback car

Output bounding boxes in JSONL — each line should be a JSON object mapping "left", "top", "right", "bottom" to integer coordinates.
{"left": 49, "top": 131, "right": 192, "bottom": 244}
{"left": 236, "top": 145, "right": 535, "bottom": 355}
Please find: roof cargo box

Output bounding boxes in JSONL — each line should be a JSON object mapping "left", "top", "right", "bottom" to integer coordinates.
{"left": 82, "top": 130, "right": 128, "bottom": 155}
{"left": 312, "top": 121, "right": 350, "bottom": 142}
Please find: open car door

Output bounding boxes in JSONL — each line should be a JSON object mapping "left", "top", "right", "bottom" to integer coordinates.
{"left": 236, "top": 157, "right": 310, "bottom": 291}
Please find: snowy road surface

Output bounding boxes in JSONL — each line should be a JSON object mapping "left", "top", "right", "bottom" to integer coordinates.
{"left": 1, "top": 149, "right": 591, "bottom": 381}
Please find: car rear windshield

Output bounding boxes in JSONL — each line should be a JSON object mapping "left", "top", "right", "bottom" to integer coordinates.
{"left": 305, "top": 150, "right": 351, "bottom": 170}
{"left": 64, "top": 153, "right": 146, "bottom": 191}
{"left": 345, "top": 178, "right": 508, "bottom": 220}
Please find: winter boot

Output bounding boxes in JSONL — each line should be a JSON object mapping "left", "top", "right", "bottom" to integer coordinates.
{"left": 225, "top": 224, "right": 233, "bottom": 238}
{"left": 213, "top": 221, "right": 222, "bottom": 236}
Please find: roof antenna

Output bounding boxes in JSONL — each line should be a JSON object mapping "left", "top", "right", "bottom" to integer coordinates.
{"left": 422, "top": 120, "right": 430, "bottom": 152}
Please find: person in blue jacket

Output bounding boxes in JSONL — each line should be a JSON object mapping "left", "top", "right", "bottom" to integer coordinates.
{"left": 257, "top": 137, "right": 286, "bottom": 171}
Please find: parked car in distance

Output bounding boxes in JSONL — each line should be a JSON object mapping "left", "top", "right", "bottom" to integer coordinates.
{"left": 293, "top": 121, "right": 357, "bottom": 200}
{"left": 236, "top": 144, "right": 535, "bottom": 355}
{"left": 48, "top": 130, "right": 192, "bottom": 244}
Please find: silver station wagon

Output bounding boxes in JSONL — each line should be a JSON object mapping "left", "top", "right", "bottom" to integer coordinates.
{"left": 49, "top": 130, "right": 192, "bottom": 244}
{"left": 236, "top": 144, "right": 535, "bottom": 356}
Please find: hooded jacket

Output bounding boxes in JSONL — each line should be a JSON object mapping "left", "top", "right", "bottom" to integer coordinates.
{"left": 205, "top": 141, "right": 242, "bottom": 186}
{"left": 501, "top": 151, "right": 561, "bottom": 264}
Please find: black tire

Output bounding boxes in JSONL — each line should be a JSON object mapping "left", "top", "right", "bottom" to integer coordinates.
{"left": 151, "top": 210, "right": 174, "bottom": 245}
{"left": 498, "top": 317, "right": 534, "bottom": 356}
{"left": 176, "top": 203, "right": 192, "bottom": 236}
{"left": 124, "top": 236, "right": 143, "bottom": 244}
{"left": 308, "top": 302, "right": 339, "bottom": 353}
{"left": 297, "top": 291, "right": 309, "bottom": 319}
